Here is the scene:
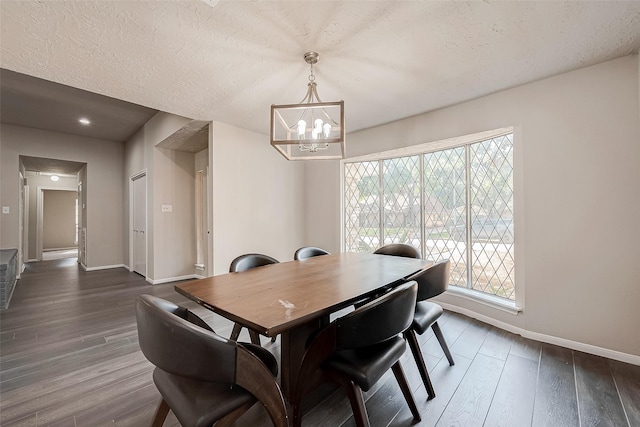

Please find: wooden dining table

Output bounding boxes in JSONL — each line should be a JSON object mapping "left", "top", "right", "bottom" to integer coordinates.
{"left": 174, "top": 252, "right": 432, "bottom": 405}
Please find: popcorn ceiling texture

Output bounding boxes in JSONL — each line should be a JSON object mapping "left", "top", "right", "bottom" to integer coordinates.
{"left": 1, "top": 0, "right": 639, "bottom": 135}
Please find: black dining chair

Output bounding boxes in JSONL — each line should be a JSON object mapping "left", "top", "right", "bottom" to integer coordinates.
{"left": 291, "top": 281, "right": 421, "bottom": 427}
{"left": 293, "top": 246, "right": 330, "bottom": 260}
{"left": 135, "top": 294, "right": 289, "bottom": 427}
{"left": 402, "top": 259, "right": 454, "bottom": 399}
{"left": 356, "top": 243, "right": 422, "bottom": 308}
{"left": 373, "top": 243, "right": 422, "bottom": 259}
{"left": 229, "top": 253, "right": 279, "bottom": 345}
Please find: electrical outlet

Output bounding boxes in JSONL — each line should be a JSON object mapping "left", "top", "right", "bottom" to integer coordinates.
{"left": 2, "top": 206, "right": 9, "bottom": 214}
{"left": 161, "top": 204, "right": 173, "bottom": 213}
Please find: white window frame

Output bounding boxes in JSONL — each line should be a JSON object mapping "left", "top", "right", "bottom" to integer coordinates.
{"left": 340, "top": 127, "right": 524, "bottom": 313}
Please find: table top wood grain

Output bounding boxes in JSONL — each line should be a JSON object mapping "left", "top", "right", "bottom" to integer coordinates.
{"left": 175, "top": 252, "right": 432, "bottom": 337}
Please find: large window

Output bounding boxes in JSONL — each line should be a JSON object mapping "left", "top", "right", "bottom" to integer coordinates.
{"left": 344, "top": 131, "right": 515, "bottom": 301}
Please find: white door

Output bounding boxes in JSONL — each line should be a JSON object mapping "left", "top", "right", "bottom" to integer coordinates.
{"left": 132, "top": 174, "right": 147, "bottom": 276}
{"left": 19, "top": 172, "right": 27, "bottom": 273}
{"left": 77, "top": 181, "right": 84, "bottom": 266}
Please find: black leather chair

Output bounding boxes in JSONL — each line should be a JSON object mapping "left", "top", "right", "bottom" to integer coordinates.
{"left": 292, "top": 281, "right": 421, "bottom": 427}
{"left": 135, "top": 294, "right": 289, "bottom": 427}
{"left": 293, "top": 246, "right": 330, "bottom": 260}
{"left": 402, "top": 259, "right": 454, "bottom": 399}
{"left": 358, "top": 243, "right": 421, "bottom": 307}
{"left": 373, "top": 243, "right": 422, "bottom": 259}
{"left": 228, "top": 253, "right": 279, "bottom": 345}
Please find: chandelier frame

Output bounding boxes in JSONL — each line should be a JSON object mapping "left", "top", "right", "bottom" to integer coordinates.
{"left": 270, "top": 52, "right": 345, "bottom": 160}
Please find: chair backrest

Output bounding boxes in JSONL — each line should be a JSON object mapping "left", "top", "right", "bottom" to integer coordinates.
{"left": 373, "top": 243, "right": 422, "bottom": 259}
{"left": 334, "top": 281, "right": 417, "bottom": 350}
{"left": 405, "top": 259, "right": 451, "bottom": 301}
{"left": 136, "top": 294, "right": 237, "bottom": 383}
{"left": 229, "top": 253, "right": 279, "bottom": 273}
{"left": 294, "top": 246, "right": 330, "bottom": 260}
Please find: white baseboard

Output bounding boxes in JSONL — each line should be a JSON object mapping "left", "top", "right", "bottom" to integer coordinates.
{"left": 43, "top": 247, "right": 77, "bottom": 252}
{"left": 83, "top": 264, "right": 126, "bottom": 272}
{"left": 150, "top": 274, "right": 201, "bottom": 285}
{"left": 439, "top": 302, "right": 640, "bottom": 366}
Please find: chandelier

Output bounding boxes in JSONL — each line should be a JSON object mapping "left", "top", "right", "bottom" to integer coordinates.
{"left": 270, "top": 52, "right": 345, "bottom": 160}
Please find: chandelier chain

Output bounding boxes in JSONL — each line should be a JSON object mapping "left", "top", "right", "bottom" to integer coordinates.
{"left": 309, "top": 62, "right": 315, "bottom": 82}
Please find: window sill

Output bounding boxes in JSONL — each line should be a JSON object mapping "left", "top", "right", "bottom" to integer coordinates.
{"left": 444, "top": 286, "right": 522, "bottom": 315}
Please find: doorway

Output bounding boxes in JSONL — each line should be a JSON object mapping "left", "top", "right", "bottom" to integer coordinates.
{"left": 37, "top": 188, "right": 78, "bottom": 261}
{"left": 131, "top": 171, "right": 147, "bottom": 277}
{"left": 20, "top": 156, "right": 86, "bottom": 265}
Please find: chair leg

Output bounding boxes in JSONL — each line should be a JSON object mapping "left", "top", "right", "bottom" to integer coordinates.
{"left": 342, "top": 378, "right": 370, "bottom": 427}
{"left": 405, "top": 329, "right": 436, "bottom": 399}
{"left": 391, "top": 361, "right": 421, "bottom": 422}
{"left": 230, "top": 323, "right": 242, "bottom": 341}
{"left": 432, "top": 321, "right": 455, "bottom": 366}
{"left": 151, "top": 399, "right": 170, "bottom": 427}
{"left": 248, "top": 329, "right": 262, "bottom": 346}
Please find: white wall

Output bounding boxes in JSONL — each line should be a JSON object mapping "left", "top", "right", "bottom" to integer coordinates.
{"left": 210, "top": 121, "right": 306, "bottom": 275}
{"left": 304, "top": 161, "right": 341, "bottom": 254}
{"left": 123, "top": 112, "right": 194, "bottom": 282}
{"left": 152, "top": 147, "right": 196, "bottom": 280}
{"left": 1, "top": 125, "right": 124, "bottom": 268}
{"left": 306, "top": 55, "right": 640, "bottom": 359}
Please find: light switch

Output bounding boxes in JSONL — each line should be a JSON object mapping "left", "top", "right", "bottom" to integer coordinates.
{"left": 161, "top": 204, "right": 173, "bottom": 213}
{"left": 2, "top": 206, "right": 9, "bottom": 214}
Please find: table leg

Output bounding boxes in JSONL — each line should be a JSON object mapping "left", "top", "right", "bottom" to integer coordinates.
{"left": 279, "top": 316, "right": 328, "bottom": 403}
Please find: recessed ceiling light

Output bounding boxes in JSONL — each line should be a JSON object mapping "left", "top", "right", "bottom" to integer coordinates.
{"left": 79, "top": 118, "right": 91, "bottom": 125}
{"left": 50, "top": 175, "right": 60, "bottom": 182}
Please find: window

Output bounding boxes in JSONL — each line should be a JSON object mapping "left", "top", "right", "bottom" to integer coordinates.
{"left": 343, "top": 130, "right": 515, "bottom": 301}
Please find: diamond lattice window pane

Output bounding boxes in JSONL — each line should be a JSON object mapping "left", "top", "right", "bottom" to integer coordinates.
{"left": 423, "top": 147, "right": 468, "bottom": 287}
{"left": 469, "top": 134, "right": 515, "bottom": 299}
{"left": 344, "top": 162, "right": 380, "bottom": 252}
{"left": 382, "top": 156, "right": 421, "bottom": 248}
{"left": 343, "top": 132, "right": 515, "bottom": 301}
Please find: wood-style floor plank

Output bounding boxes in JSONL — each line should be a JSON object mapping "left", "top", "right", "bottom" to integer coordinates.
{"left": 1, "top": 259, "right": 637, "bottom": 427}
{"left": 391, "top": 354, "right": 473, "bottom": 427}
{"left": 435, "top": 353, "right": 504, "bottom": 427}
{"left": 574, "top": 351, "right": 628, "bottom": 427}
{"left": 483, "top": 354, "right": 538, "bottom": 427}
{"left": 531, "top": 344, "right": 580, "bottom": 427}
{"left": 608, "top": 359, "right": 640, "bottom": 427}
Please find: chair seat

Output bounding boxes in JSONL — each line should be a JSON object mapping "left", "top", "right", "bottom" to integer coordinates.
{"left": 153, "top": 369, "right": 255, "bottom": 427}
{"left": 412, "top": 301, "right": 444, "bottom": 334}
{"left": 324, "top": 335, "right": 406, "bottom": 391}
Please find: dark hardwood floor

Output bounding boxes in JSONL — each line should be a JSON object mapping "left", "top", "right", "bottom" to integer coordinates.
{"left": 1, "top": 259, "right": 639, "bottom": 427}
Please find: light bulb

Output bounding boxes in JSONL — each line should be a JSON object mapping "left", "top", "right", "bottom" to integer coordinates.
{"left": 323, "top": 123, "right": 332, "bottom": 139}
{"left": 313, "top": 119, "right": 324, "bottom": 139}
{"left": 297, "top": 120, "right": 306, "bottom": 139}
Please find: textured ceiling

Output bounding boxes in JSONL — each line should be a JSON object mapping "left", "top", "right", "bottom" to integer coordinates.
{"left": 1, "top": 0, "right": 640, "bottom": 139}
{"left": 20, "top": 155, "right": 86, "bottom": 176}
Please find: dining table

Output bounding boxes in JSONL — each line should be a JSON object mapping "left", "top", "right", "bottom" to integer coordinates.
{"left": 174, "top": 251, "right": 432, "bottom": 407}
